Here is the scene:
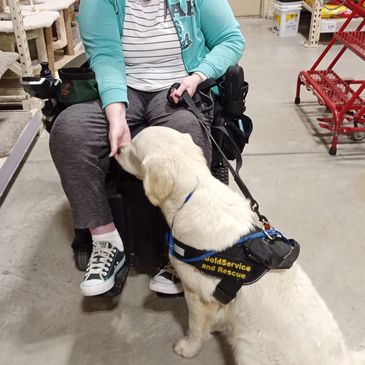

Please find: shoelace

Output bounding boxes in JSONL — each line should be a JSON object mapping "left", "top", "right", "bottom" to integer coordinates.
{"left": 86, "top": 241, "right": 116, "bottom": 277}
{"left": 160, "top": 263, "right": 177, "bottom": 276}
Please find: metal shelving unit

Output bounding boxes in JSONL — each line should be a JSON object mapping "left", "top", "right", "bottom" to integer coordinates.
{"left": 303, "top": 0, "right": 364, "bottom": 46}
{"left": 295, "top": 0, "right": 365, "bottom": 155}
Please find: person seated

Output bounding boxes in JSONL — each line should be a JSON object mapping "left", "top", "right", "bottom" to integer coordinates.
{"left": 49, "top": 0, "right": 245, "bottom": 296}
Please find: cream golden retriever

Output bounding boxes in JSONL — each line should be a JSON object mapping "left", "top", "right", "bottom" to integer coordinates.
{"left": 116, "top": 126, "right": 364, "bottom": 365}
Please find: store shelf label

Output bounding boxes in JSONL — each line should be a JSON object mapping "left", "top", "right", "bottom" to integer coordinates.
{"left": 321, "top": 20, "right": 337, "bottom": 33}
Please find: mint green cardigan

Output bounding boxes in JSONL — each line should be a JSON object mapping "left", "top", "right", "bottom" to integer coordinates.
{"left": 79, "top": 0, "right": 245, "bottom": 108}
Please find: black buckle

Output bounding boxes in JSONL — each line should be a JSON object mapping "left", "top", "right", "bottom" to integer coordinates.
{"left": 213, "top": 279, "right": 243, "bottom": 305}
{"left": 213, "top": 285, "right": 233, "bottom": 305}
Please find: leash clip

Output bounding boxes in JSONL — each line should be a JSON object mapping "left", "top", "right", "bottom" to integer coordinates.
{"left": 263, "top": 228, "right": 275, "bottom": 241}
{"left": 263, "top": 221, "right": 271, "bottom": 231}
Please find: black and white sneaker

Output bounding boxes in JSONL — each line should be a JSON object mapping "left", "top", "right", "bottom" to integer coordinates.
{"left": 149, "top": 264, "right": 183, "bottom": 295}
{"left": 80, "top": 241, "right": 125, "bottom": 296}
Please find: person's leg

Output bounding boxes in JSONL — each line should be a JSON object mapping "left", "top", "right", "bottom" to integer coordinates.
{"left": 49, "top": 99, "right": 112, "bottom": 229}
{"left": 49, "top": 99, "right": 125, "bottom": 295}
{"left": 145, "top": 89, "right": 214, "bottom": 294}
{"left": 49, "top": 90, "right": 146, "bottom": 295}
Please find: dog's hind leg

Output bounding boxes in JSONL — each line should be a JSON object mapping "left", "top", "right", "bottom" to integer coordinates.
{"left": 174, "top": 289, "right": 221, "bottom": 358}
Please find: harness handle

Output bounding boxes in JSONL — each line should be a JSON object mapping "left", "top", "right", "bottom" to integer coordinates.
{"left": 173, "top": 88, "right": 271, "bottom": 229}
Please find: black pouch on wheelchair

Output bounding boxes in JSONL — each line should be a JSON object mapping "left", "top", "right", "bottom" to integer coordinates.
{"left": 212, "top": 108, "right": 253, "bottom": 160}
{"left": 211, "top": 66, "right": 253, "bottom": 161}
{"left": 57, "top": 68, "right": 99, "bottom": 105}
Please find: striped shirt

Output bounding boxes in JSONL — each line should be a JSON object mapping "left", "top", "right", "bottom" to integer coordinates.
{"left": 122, "top": 0, "right": 188, "bottom": 92}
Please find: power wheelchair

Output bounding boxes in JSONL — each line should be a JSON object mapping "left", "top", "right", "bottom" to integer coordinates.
{"left": 21, "top": 62, "right": 252, "bottom": 296}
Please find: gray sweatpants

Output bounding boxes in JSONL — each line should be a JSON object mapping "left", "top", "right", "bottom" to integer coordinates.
{"left": 49, "top": 87, "right": 213, "bottom": 229}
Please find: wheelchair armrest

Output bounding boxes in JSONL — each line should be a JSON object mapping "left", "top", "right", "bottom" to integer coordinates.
{"left": 223, "top": 65, "right": 248, "bottom": 118}
{"left": 196, "top": 65, "right": 248, "bottom": 120}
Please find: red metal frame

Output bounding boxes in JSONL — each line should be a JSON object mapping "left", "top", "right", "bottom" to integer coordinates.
{"left": 295, "top": 0, "right": 365, "bottom": 155}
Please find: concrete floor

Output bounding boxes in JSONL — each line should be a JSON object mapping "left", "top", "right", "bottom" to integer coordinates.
{"left": 0, "top": 18, "right": 365, "bottom": 365}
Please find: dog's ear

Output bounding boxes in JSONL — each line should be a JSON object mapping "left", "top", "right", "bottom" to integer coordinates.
{"left": 142, "top": 155, "right": 175, "bottom": 206}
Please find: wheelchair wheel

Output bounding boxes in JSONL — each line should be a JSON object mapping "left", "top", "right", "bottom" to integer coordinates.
{"left": 212, "top": 163, "right": 229, "bottom": 185}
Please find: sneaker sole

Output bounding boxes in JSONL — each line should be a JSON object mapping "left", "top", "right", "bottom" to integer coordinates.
{"left": 80, "top": 256, "right": 126, "bottom": 296}
{"left": 149, "top": 280, "right": 183, "bottom": 295}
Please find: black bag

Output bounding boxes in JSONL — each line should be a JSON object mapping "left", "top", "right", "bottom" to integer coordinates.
{"left": 211, "top": 98, "right": 253, "bottom": 161}
{"left": 224, "top": 116, "right": 252, "bottom": 160}
{"left": 57, "top": 67, "right": 99, "bottom": 105}
{"left": 201, "top": 65, "right": 252, "bottom": 162}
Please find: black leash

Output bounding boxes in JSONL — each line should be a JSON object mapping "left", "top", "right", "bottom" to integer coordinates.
{"left": 168, "top": 86, "right": 271, "bottom": 229}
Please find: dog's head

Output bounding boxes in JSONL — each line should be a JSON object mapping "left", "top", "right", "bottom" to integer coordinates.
{"left": 116, "top": 126, "right": 208, "bottom": 206}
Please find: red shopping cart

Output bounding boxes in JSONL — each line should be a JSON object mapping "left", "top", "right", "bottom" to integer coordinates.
{"left": 295, "top": 0, "right": 365, "bottom": 155}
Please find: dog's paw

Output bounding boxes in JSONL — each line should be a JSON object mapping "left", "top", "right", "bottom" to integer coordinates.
{"left": 174, "top": 337, "right": 202, "bottom": 358}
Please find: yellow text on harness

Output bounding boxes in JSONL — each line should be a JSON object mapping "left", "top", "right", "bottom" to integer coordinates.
{"left": 200, "top": 257, "right": 253, "bottom": 280}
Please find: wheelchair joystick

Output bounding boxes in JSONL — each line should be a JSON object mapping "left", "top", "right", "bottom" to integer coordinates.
{"left": 222, "top": 65, "right": 248, "bottom": 118}
{"left": 40, "top": 61, "right": 53, "bottom": 81}
{"left": 20, "top": 62, "right": 60, "bottom": 100}
{"left": 19, "top": 62, "right": 62, "bottom": 132}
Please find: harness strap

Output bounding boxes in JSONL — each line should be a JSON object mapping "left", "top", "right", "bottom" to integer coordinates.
{"left": 168, "top": 223, "right": 300, "bottom": 305}
{"left": 214, "top": 278, "right": 245, "bottom": 305}
{"left": 170, "top": 228, "right": 277, "bottom": 263}
{"left": 213, "top": 259, "right": 271, "bottom": 304}
{"left": 213, "top": 239, "right": 300, "bottom": 304}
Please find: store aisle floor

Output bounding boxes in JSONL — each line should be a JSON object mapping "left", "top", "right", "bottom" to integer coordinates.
{"left": 0, "top": 18, "right": 364, "bottom": 365}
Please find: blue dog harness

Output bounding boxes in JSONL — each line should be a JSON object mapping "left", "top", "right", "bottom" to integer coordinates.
{"left": 168, "top": 191, "right": 300, "bottom": 305}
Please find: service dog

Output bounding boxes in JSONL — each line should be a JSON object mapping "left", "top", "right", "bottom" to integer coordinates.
{"left": 116, "top": 126, "right": 364, "bottom": 365}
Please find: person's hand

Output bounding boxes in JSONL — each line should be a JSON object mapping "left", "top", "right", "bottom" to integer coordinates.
{"left": 170, "top": 73, "right": 203, "bottom": 104}
{"left": 105, "top": 102, "right": 131, "bottom": 157}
